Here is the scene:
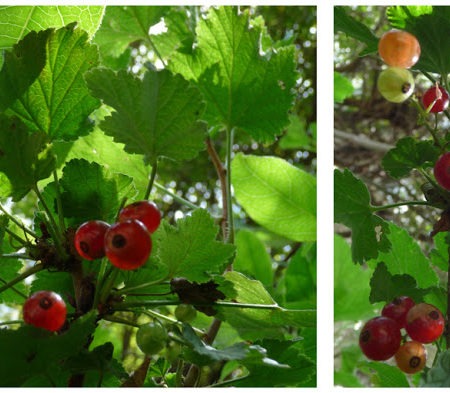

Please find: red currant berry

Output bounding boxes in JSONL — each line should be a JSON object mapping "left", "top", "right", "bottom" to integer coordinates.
{"left": 434, "top": 152, "right": 450, "bottom": 191}
{"left": 395, "top": 341, "right": 426, "bottom": 374}
{"left": 118, "top": 200, "right": 161, "bottom": 234}
{"left": 422, "top": 85, "right": 449, "bottom": 113}
{"left": 23, "top": 291, "right": 67, "bottom": 332}
{"left": 74, "top": 220, "right": 110, "bottom": 260}
{"left": 405, "top": 303, "right": 444, "bottom": 344}
{"left": 378, "top": 29, "right": 421, "bottom": 69}
{"left": 359, "top": 316, "right": 402, "bottom": 361}
{"left": 104, "top": 219, "right": 152, "bottom": 270}
{"left": 382, "top": 296, "right": 415, "bottom": 329}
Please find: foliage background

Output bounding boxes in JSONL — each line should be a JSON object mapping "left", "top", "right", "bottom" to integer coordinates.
{"left": 0, "top": 5, "right": 316, "bottom": 387}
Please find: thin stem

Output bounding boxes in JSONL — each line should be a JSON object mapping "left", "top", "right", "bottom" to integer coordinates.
{"left": 0, "top": 263, "right": 44, "bottom": 295}
{"left": 0, "top": 204, "right": 37, "bottom": 239}
{"left": 114, "top": 299, "right": 283, "bottom": 311}
{"left": 144, "top": 160, "right": 158, "bottom": 200}
{"left": 0, "top": 277, "right": 27, "bottom": 299}
{"left": 100, "top": 268, "right": 120, "bottom": 305}
{"left": 52, "top": 170, "right": 66, "bottom": 233}
{"left": 206, "top": 138, "right": 228, "bottom": 240}
{"left": 225, "top": 126, "right": 235, "bottom": 244}
{"left": 4, "top": 227, "right": 28, "bottom": 246}
{"left": 142, "top": 309, "right": 205, "bottom": 335}
{"left": 153, "top": 182, "right": 198, "bottom": 210}
{"left": 370, "top": 200, "right": 431, "bottom": 212}
{"left": 0, "top": 319, "right": 23, "bottom": 326}
{"left": 93, "top": 258, "right": 109, "bottom": 309}
{"left": 103, "top": 315, "right": 140, "bottom": 328}
{"left": 33, "top": 185, "right": 65, "bottom": 257}
{"left": 0, "top": 252, "right": 30, "bottom": 259}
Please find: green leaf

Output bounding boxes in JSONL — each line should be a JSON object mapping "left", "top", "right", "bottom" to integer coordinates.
{"left": 359, "top": 361, "right": 409, "bottom": 387}
{"left": 0, "top": 29, "right": 49, "bottom": 111}
{"left": 155, "top": 209, "right": 235, "bottom": 281}
{"left": 181, "top": 324, "right": 288, "bottom": 369}
{"left": 7, "top": 24, "right": 100, "bottom": 141}
{"left": 93, "top": 6, "right": 169, "bottom": 58}
{"left": 63, "top": 342, "right": 128, "bottom": 384}
{"left": 387, "top": 7, "right": 450, "bottom": 74}
{"left": 334, "top": 6, "right": 379, "bottom": 54}
{"left": 0, "top": 6, "right": 105, "bottom": 49}
{"left": 368, "top": 222, "right": 439, "bottom": 289}
{"left": 369, "top": 262, "right": 430, "bottom": 304}
{"left": 422, "top": 350, "right": 450, "bottom": 386}
{"left": 334, "top": 72, "right": 354, "bottom": 103}
{"left": 218, "top": 271, "right": 315, "bottom": 341}
{"left": 170, "top": 6, "right": 297, "bottom": 142}
{"left": 0, "top": 115, "right": 56, "bottom": 201}
{"left": 54, "top": 126, "right": 149, "bottom": 200}
{"left": 430, "top": 232, "right": 450, "bottom": 271}
{"left": 387, "top": 6, "right": 433, "bottom": 29}
{"left": 278, "top": 115, "right": 316, "bottom": 152}
{"left": 0, "top": 311, "right": 97, "bottom": 386}
{"left": 278, "top": 242, "right": 316, "bottom": 310}
{"left": 85, "top": 67, "right": 206, "bottom": 163}
{"left": 232, "top": 154, "right": 316, "bottom": 242}
{"left": 233, "top": 229, "right": 273, "bottom": 288}
{"left": 233, "top": 339, "right": 315, "bottom": 387}
{"left": 59, "top": 158, "right": 136, "bottom": 223}
{"left": 382, "top": 137, "right": 439, "bottom": 178}
{"left": 334, "top": 169, "right": 391, "bottom": 264}
{"left": 334, "top": 235, "right": 375, "bottom": 321}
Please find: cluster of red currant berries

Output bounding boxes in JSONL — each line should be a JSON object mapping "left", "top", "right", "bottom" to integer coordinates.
{"left": 359, "top": 296, "right": 444, "bottom": 374}
{"left": 377, "top": 29, "right": 449, "bottom": 113}
{"left": 74, "top": 200, "right": 161, "bottom": 270}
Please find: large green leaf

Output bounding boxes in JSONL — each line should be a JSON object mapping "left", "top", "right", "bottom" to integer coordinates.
{"left": 233, "top": 339, "right": 315, "bottom": 387}
{"left": 59, "top": 158, "right": 136, "bottom": 223}
{"left": 334, "top": 169, "right": 391, "bottom": 264}
{"left": 0, "top": 6, "right": 105, "bottom": 49}
{"left": 422, "top": 350, "right": 450, "bottom": 387}
{"left": 334, "top": 235, "right": 375, "bottom": 321}
{"left": 93, "top": 6, "right": 169, "bottom": 57}
{"left": 233, "top": 229, "right": 273, "bottom": 288}
{"left": 0, "top": 115, "right": 56, "bottom": 201}
{"left": 155, "top": 209, "right": 235, "bottom": 281}
{"left": 382, "top": 137, "right": 438, "bottom": 179}
{"left": 170, "top": 6, "right": 297, "bottom": 142}
{"left": 0, "top": 29, "right": 49, "bottom": 111}
{"left": 359, "top": 361, "right": 409, "bottom": 387}
{"left": 368, "top": 222, "right": 439, "bottom": 289}
{"left": 7, "top": 24, "right": 100, "bottom": 141}
{"left": 85, "top": 67, "right": 206, "bottom": 163}
{"left": 334, "top": 6, "right": 378, "bottom": 54}
{"left": 232, "top": 154, "right": 316, "bottom": 242}
{"left": 218, "top": 271, "right": 315, "bottom": 341}
{"left": 0, "top": 311, "right": 97, "bottom": 386}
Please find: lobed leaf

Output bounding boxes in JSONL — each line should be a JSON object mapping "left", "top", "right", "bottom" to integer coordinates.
{"left": 334, "top": 169, "right": 391, "bottom": 264}
{"left": 170, "top": 6, "right": 297, "bottom": 142}
{"left": 7, "top": 24, "right": 100, "bottom": 141}
{"left": 85, "top": 67, "right": 206, "bottom": 163}
{"left": 0, "top": 6, "right": 105, "bottom": 49}
{"left": 155, "top": 209, "right": 235, "bottom": 281}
